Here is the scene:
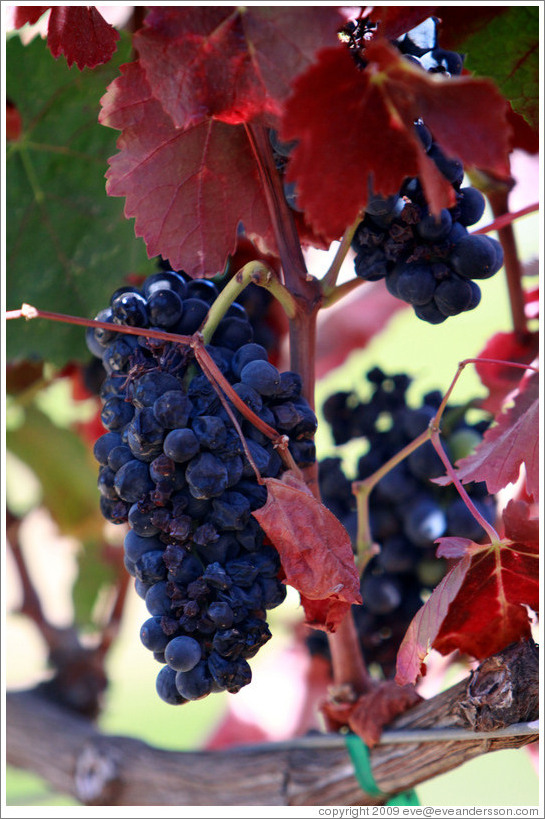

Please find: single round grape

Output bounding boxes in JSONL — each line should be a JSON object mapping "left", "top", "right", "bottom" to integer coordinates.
{"left": 450, "top": 234, "right": 500, "bottom": 280}
{"left": 111, "top": 291, "right": 149, "bottom": 327}
{"left": 142, "top": 270, "right": 187, "bottom": 299}
{"left": 145, "top": 581, "right": 172, "bottom": 616}
{"left": 175, "top": 661, "right": 213, "bottom": 700}
{"left": 163, "top": 428, "right": 200, "bottom": 462}
{"left": 101, "top": 396, "right": 134, "bottom": 431}
{"left": 148, "top": 289, "right": 184, "bottom": 328}
{"left": 185, "top": 279, "right": 219, "bottom": 304}
{"left": 156, "top": 665, "right": 187, "bottom": 705}
{"left": 124, "top": 530, "right": 165, "bottom": 563}
{"left": 153, "top": 390, "right": 192, "bottom": 429}
{"left": 93, "top": 432, "right": 123, "bottom": 465}
{"left": 458, "top": 187, "right": 486, "bottom": 227}
{"left": 231, "top": 343, "right": 269, "bottom": 379}
{"left": 165, "top": 636, "right": 202, "bottom": 672}
{"left": 394, "top": 262, "right": 437, "bottom": 306}
{"left": 186, "top": 453, "right": 229, "bottom": 499}
{"left": 173, "top": 298, "right": 209, "bottom": 334}
{"left": 140, "top": 617, "right": 171, "bottom": 653}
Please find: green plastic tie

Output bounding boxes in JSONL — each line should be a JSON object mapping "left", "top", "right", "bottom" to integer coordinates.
{"left": 345, "top": 733, "right": 420, "bottom": 806}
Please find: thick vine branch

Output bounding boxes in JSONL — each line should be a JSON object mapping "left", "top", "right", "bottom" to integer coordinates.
{"left": 6, "top": 641, "right": 538, "bottom": 806}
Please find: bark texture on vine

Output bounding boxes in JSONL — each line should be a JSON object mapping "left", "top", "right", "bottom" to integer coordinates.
{"left": 6, "top": 641, "right": 538, "bottom": 806}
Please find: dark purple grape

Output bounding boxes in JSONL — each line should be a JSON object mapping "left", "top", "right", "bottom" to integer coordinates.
{"left": 165, "top": 636, "right": 202, "bottom": 672}
{"left": 156, "top": 665, "right": 187, "bottom": 705}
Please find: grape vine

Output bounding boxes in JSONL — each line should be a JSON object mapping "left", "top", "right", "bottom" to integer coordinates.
{"left": 5, "top": 5, "right": 539, "bottom": 808}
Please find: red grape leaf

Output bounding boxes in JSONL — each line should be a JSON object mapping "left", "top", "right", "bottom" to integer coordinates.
{"left": 13, "top": 6, "right": 50, "bottom": 27}
{"left": 396, "top": 500, "right": 538, "bottom": 685}
{"left": 435, "top": 6, "right": 508, "bottom": 50}
{"left": 99, "top": 62, "right": 274, "bottom": 277}
{"left": 15, "top": 6, "right": 120, "bottom": 69}
{"left": 506, "top": 105, "right": 539, "bottom": 153}
{"left": 365, "top": 6, "right": 437, "bottom": 40}
{"left": 134, "top": 6, "right": 345, "bottom": 128}
{"left": 502, "top": 498, "right": 539, "bottom": 549}
{"left": 47, "top": 6, "right": 120, "bottom": 69}
{"left": 475, "top": 329, "right": 539, "bottom": 414}
{"left": 252, "top": 471, "right": 362, "bottom": 632}
{"left": 280, "top": 39, "right": 510, "bottom": 240}
{"left": 436, "top": 369, "right": 539, "bottom": 499}
{"left": 439, "top": 6, "right": 539, "bottom": 130}
{"left": 315, "top": 281, "right": 408, "bottom": 378}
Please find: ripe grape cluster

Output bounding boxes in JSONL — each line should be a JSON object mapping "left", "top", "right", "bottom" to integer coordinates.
{"left": 88, "top": 270, "right": 317, "bottom": 704}
{"left": 308, "top": 367, "right": 496, "bottom": 676}
{"left": 348, "top": 16, "right": 503, "bottom": 323}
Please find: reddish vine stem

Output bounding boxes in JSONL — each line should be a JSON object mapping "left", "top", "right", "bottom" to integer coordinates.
{"left": 245, "top": 124, "right": 368, "bottom": 698}
{"left": 486, "top": 188, "right": 530, "bottom": 342}
{"left": 435, "top": 357, "right": 539, "bottom": 418}
{"left": 194, "top": 352, "right": 264, "bottom": 484}
{"left": 352, "top": 355, "right": 540, "bottom": 574}
{"left": 191, "top": 337, "right": 302, "bottom": 476}
{"left": 244, "top": 123, "right": 313, "bottom": 298}
{"left": 472, "top": 202, "right": 538, "bottom": 236}
{"left": 6, "top": 511, "right": 57, "bottom": 645}
{"left": 429, "top": 431, "right": 500, "bottom": 542}
{"left": 328, "top": 611, "right": 372, "bottom": 696}
{"left": 6, "top": 305, "right": 300, "bottom": 473}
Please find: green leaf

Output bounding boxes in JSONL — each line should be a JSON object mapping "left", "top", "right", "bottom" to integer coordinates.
{"left": 459, "top": 6, "right": 538, "bottom": 128}
{"left": 7, "top": 403, "right": 118, "bottom": 628}
{"left": 6, "top": 404, "right": 101, "bottom": 535}
{"left": 72, "top": 538, "right": 118, "bottom": 628}
{"left": 6, "top": 34, "right": 151, "bottom": 366}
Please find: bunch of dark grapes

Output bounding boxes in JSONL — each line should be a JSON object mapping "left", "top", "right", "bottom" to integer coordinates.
{"left": 308, "top": 367, "right": 496, "bottom": 677}
{"left": 344, "top": 16, "right": 503, "bottom": 323}
{"left": 87, "top": 269, "right": 317, "bottom": 704}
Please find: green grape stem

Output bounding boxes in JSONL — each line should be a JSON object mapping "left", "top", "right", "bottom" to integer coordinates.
{"left": 352, "top": 429, "right": 431, "bottom": 574}
{"left": 321, "top": 215, "right": 361, "bottom": 294}
{"left": 200, "top": 260, "right": 297, "bottom": 346}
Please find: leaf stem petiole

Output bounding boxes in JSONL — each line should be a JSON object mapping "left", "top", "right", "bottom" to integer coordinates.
{"left": 321, "top": 216, "right": 361, "bottom": 293}
{"left": 352, "top": 429, "right": 432, "bottom": 573}
{"left": 200, "top": 260, "right": 297, "bottom": 345}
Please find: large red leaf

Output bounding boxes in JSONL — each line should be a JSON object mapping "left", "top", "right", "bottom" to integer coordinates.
{"left": 434, "top": 6, "right": 508, "bottom": 50}
{"left": 14, "top": 6, "right": 50, "bottom": 27}
{"left": 280, "top": 40, "right": 510, "bottom": 240}
{"left": 47, "top": 6, "right": 119, "bottom": 69}
{"left": 365, "top": 6, "right": 437, "bottom": 40}
{"left": 134, "top": 6, "right": 345, "bottom": 128}
{"left": 396, "top": 500, "right": 538, "bottom": 685}
{"left": 15, "top": 6, "right": 119, "bottom": 69}
{"left": 436, "top": 369, "right": 539, "bottom": 499}
{"left": 100, "top": 62, "right": 274, "bottom": 277}
{"left": 252, "top": 472, "right": 362, "bottom": 632}
{"left": 475, "top": 329, "right": 539, "bottom": 414}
